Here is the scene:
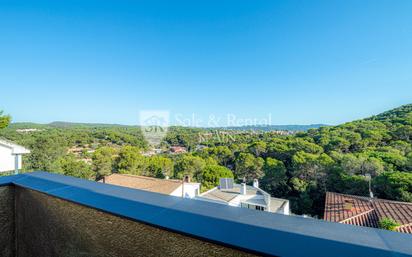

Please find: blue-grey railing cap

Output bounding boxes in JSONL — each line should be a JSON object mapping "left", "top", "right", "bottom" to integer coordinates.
{"left": 3, "top": 171, "right": 412, "bottom": 257}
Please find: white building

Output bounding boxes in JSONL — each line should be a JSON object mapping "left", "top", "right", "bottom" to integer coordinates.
{"left": 196, "top": 178, "right": 290, "bottom": 215}
{"left": 0, "top": 139, "right": 30, "bottom": 173}
{"left": 100, "top": 174, "right": 201, "bottom": 198}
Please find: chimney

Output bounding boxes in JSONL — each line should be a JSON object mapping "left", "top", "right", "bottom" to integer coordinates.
{"left": 182, "top": 175, "right": 190, "bottom": 198}
{"left": 253, "top": 179, "right": 259, "bottom": 188}
{"left": 183, "top": 175, "right": 190, "bottom": 183}
{"left": 240, "top": 183, "right": 247, "bottom": 195}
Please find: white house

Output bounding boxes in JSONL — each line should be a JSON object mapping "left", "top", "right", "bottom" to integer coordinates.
{"left": 100, "top": 174, "right": 201, "bottom": 198}
{"left": 196, "top": 178, "right": 290, "bottom": 215}
{"left": 0, "top": 139, "right": 30, "bottom": 174}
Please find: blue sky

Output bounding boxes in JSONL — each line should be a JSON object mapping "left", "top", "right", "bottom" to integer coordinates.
{"left": 1, "top": 0, "right": 411, "bottom": 126}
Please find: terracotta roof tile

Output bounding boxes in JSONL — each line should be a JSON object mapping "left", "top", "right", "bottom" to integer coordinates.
{"left": 324, "top": 192, "right": 412, "bottom": 234}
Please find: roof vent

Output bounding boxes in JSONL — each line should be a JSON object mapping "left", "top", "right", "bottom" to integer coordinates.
{"left": 253, "top": 179, "right": 259, "bottom": 188}
{"left": 241, "top": 183, "right": 247, "bottom": 195}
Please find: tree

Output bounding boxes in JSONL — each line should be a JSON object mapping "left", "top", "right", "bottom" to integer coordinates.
{"left": 392, "top": 125, "right": 412, "bottom": 142}
{"left": 288, "top": 138, "right": 324, "bottom": 155}
{"left": 93, "top": 147, "right": 117, "bottom": 180}
{"left": 373, "top": 172, "right": 412, "bottom": 202}
{"left": 53, "top": 155, "right": 94, "bottom": 179}
{"left": 0, "top": 111, "right": 10, "bottom": 129}
{"left": 201, "top": 164, "right": 233, "bottom": 191}
{"left": 291, "top": 151, "right": 333, "bottom": 182}
{"left": 116, "top": 146, "right": 145, "bottom": 175}
{"left": 174, "top": 154, "right": 207, "bottom": 181}
{"left": 407, "top": 152, "right": 412, "bottom": 171}
{"left": 325, "top": 168, "right": 369, "bottom": 196}
{"left": 266, "top": 139, "right": 291, "bottom": 162}
{"left": 201, "top": 146, "right": 233, "bottom": 166}
{"left": 367, "top": 147, "right": 407, "bottom": 171}
{"left": 290, "top": 177, "right": 308, "bottom": 193}
{"left": 234, "top": 153, "right": 264, "bottom": 183}
{"left": 146, "top": 156, "right": 174, "bottom": 178}
{"left": 261, "top": 157, "right": 289, "bottom": 196}
{"left": 248, "top": 141, "right": 267, "bottom": 157}
{"left": 378, "top": 217, "right": 400, "bottom": 231}
{"left": 335, "top": 153, "right": 384, "bottom": 176}
{"left": 26, "top": 134, "right": 67, "bottom": 171}
{"left": 390, "top": 140, "right": 412, "bottom": 155}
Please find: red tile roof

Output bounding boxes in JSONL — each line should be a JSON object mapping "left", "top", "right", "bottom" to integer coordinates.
{"left": 324, "top": 192, "right": 412, "bottom": 234}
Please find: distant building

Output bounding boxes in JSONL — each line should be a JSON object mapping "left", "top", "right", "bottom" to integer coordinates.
{"left": 196, "top": 178, "right": 290, "bottom": 215}
{"left": 100, "top": 174, "right": 201, "bottom": 198}
{"left": 324, "top": 192, "right": 412, "bottom": 233}
{"left": 16, "top": 128, "right": 42, "bottom": 133}
{"left": 141, "top": 148, "right": 163, "bottom": 157}
{"left": 170, "top": 146, "right": 187, "bottom": 154}
{"left": 0, "top": 139, "right": 30, "bottom": 173}
{"left": 195, "top": 145, "right": 208, "bottom": 151}
{"left": 67, "top": 146, "right": 84, "bottom": 155}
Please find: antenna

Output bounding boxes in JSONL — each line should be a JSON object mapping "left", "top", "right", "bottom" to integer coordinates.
{"left": 365, "top": 174, "right": 374, "bottom": 198}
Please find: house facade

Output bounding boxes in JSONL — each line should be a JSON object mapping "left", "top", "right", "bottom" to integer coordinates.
{"left": 196, "top": 179, "right": 290, "bottom": 215}
{"left": 0, "top": 139, "right": 30, "bottom": 173}
{"left": 100, "top": 174, "right": 201, "bottom": 198}
{"left": 170, "top": 146, "right": 187, "bottom": 154}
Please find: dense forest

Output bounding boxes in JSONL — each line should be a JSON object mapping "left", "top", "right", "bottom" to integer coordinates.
{"left": 0, "top": 104, "right": 411, "bottom": 217}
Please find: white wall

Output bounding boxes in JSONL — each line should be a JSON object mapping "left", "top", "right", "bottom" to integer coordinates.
{"left": 0, "top": 146, "right": 21, "bottom": 172}
{"left": 170, "top": 183, "right": 201, "bottom": 198}
{"left": 183, "top": 183, "right": 201, "bottom": 198}
{"left": 280, "top": 201, "right": 290, "bottom": 215}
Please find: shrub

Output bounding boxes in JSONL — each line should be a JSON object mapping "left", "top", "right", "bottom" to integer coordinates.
{"left": 378, "top": 217, "right": 400, "bottom": 231}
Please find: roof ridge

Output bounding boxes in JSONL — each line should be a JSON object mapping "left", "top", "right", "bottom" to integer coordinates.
{"left": 111, "top": 174, "right": 181, "bottom": 184}
{"left": 327, "top": 192, "right": 412, "bottom": 205}
{"left": 396, "top": 223, "right": 412, "bottom": 229}
{"left": 340, "top": 209, "right": 376, "bottom": 224}
{"left": 371, "top": 198, "right": 412, "bottom": 206}
{"left": 0, "top": 137, "right": 26, "bottom": 147}
{"left": 326, "top": 192, "right": 371, "bottom": 202}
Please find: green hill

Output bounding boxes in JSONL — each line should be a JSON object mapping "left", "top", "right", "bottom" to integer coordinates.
{"left": 367, "top": 104, "right": 412, "bottom": 125}
{"left": 2, "top": 104, "right": 411, "bottom": 217}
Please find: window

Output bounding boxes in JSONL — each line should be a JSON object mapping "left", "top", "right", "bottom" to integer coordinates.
{"left": 256, "top": 206, "right": 265, "bottom": 211}
{"left": 241, "top": 203, "right": 265, "bottom": 211}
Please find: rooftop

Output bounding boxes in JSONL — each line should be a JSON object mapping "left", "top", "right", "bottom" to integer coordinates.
{"left": 100, "top": 173, "right": 196, "bottom": 195}
{"left": 0, "top": 172, "right": 411, "bottom": 257}
{"left": 200, "top": 184, "right": 262, "bottom": 203}
{"left": 0, "top": 138, "right": 30, "bottom": 154}
{"left": 324, "top": 192, "right": 412, "bottom": 233}
{"left": 199, "top": 183, "right": 288, "bottom": 212}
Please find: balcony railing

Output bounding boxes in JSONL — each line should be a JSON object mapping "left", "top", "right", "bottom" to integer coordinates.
{"left": 0, "top": 171, "right": 411, "bottom": 257}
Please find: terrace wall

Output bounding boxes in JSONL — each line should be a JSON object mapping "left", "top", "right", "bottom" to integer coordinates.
{"left": 15, "top": 187, "right": 256, "bottom": 257}
{"left": 0, "top": 186, "right": 15, "bottom": 257}
{"left": 0, "top": 172, "right": 411, "bottom": 257}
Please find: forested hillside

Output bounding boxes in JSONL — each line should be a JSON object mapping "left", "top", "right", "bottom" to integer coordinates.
{"left": 0, "top": 104, "right": 411, "bottom": 217}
